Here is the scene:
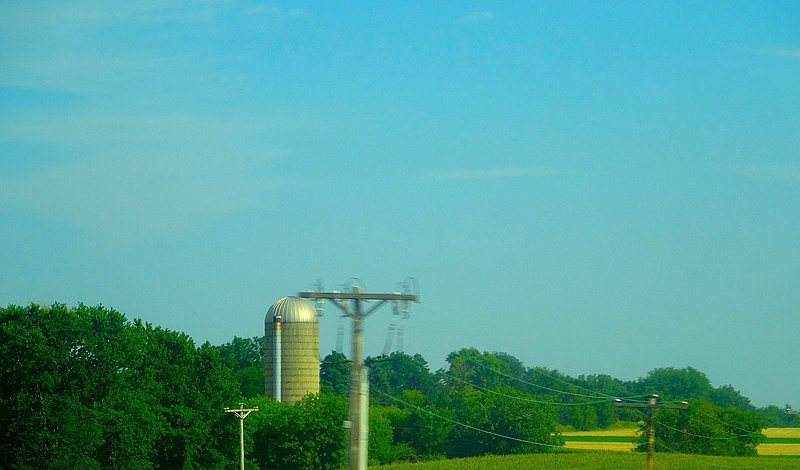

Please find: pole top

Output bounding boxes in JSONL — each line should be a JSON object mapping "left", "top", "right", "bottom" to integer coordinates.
{"left": 298, "top": 291, "right": 418, "bottom": 302}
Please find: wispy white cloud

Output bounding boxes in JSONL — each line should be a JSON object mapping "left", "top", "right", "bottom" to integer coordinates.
{"left": 0, "top": 1, "right": 323, "bottom": 248}
{"left": 425, "top": 167, "right": 558, "bottom": 180}
{"left": 242, "top": 3, "right": 280, "bottom": 16}
{"left": 0, "top": 4, "right": 229, "bottom": 96}
{"left": 242, "top": 3, "right": 312, "bottom": 19}
{"left": 457, "top": 11, "right": 494, "bottom": 26}
{"left": 0, "top": 110, "right": 278, "bottom": 247}
{"left": 735, "top": 165, "right": 800, "bottom": 180}
{"left": 751, "top": 47, "right": 800, "bottom": 59}
{"left": 287, "top": 8, "right": 313, "bottom": 19}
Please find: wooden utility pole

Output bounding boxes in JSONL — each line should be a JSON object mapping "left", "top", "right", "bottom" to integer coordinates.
{"left": 224, "top": 403, "right": 258, "bottom": 470}
{"left": 299, "top": 286, "right": 418, "bottom": 470}
{"left": 614, "top": 394, "right": 687, "bottom": 470}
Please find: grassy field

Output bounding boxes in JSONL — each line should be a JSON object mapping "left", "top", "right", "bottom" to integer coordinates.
{"left": 368, "top": 428, "right": 800, "bottom": 468}
{"left": 765, "top": 428, "right": 800, "bottom": 439}
{"left": 369, "top": 451, "right": 800, "bottom": 470}
{"left": 559, "top": 427, "right": 800, "bottom": 455}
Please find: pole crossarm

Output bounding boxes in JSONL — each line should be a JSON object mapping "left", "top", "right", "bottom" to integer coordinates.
{"left": 298, "top": 285, "right": 418, "bottom": 470}
{"left": 298, "top": 291, "right": 418, "bottom": 302}
{"left": 614, "top": 401, "right": 688, "bottom": 410}
{"left": 225, "top": 406, "right": 259, "bottom": 418}
{"left": 613, "top": 395, "right": 687, "bottom": 470}
{"left": 225, "top": 404, "right": 259, "bottom": 470}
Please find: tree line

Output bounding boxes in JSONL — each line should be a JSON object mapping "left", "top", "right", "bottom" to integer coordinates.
{"left": 2, "top": 303, "right": 792, "bottom": 469}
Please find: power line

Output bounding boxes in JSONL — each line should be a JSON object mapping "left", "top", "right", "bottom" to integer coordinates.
{"left": 373, "top": 389, "right": 563, "bottom": 449}
{"left": 300, "top": 284, "right": 418, "bottom": 470}
{"left": 682, "top": 414, "right": 765, "bottom": 439}
{"left": 224, "top": 403, "right": 258, "bottom": 470}
{"left": 685, "top": 407, "right": 766, "bottom": 435}
{"left": 464, "top": 358, "right": 650, "bottom": 401}
{"left": 614, "top": 395, "right": 688, "bottom": 470}
{"left": 368, "top": 353, "right": 615, "bottom": 407}
{"left": 653, "top": 439, "right": 763, "bottom": 470}
{"left": 436, "top": 369, "right": 613, "bottom": 407}
{"left": 652, "top": 418, "right": 761, "bottom": 440}
{"left": 625, "top": 406, "right": 765, "bottom": 469}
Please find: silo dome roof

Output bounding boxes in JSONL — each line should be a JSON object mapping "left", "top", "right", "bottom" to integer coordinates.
{"left": 267, "top": 296, "right": 319, "bottom": 323}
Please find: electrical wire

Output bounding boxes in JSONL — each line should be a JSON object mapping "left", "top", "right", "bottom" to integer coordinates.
{"left": 652, "top": 439, "right": 764, "bottom": 470}
{"left": 438, "top": 369, "right": 614, "bottom": 407}
{"left": 373, "top": 389, "right": 563, "bottom": 448}
{"left": 683, "top": 414, "right": 765, "bottom": 439}
{"left": 651, "top": 418, "right": 761, "bottom": 440}
{"left": 369, "top": 353, "right": 614, "bottom": 407}
{"left": 366, "top": 350, "right": 769, "bottom": 439}
{"left": 628, "top": 407, "right": 764, "bottom": 446}
{"left": 385, "top": 353, "right": 637, "bottom": 406}
{"left": 464, "top": 358, "right": 650, "bottom": 401}
{"left": 685, "top": 407, "right": 767, "bottom": 436}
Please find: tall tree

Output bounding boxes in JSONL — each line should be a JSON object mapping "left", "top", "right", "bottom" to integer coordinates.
{"left": 443, "top": 348, "right": 514, "bottom": 391}
{"left": 637, "top": 367, "right": 713, "bottom": 400}
{"left": 248, "top": 394, "right": 347, "bottom": 470}
{"left": 320, "top": 351, "right": 350, "bottom": 396}
{"left": 637, "top": 399, "right": 765, "bottom": 457}
{"left": 366, "top": 351, "right": 436, "bottom": 400}
{"left": 216, "top": 336, "right": 265, "bottom": 397}
{"left": 446, "top": 387, "right": 562, "bottom": 457}
{"left": 0, "top": 303, "right": 241, "bottom": 469}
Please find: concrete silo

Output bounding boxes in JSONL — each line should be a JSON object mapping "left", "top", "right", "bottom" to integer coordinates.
{"left": 264, "top": 296, "right": 320, "bottom": 404}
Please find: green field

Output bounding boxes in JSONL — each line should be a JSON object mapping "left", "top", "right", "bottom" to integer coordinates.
{"left": 561, "top": 434, "right": 800, "bottom": 444}
{"left": 369, "top": 451, "right": 800, "bottom": 470}
{"left": 765, "top": 438, "right": 800, "bottom": 444}
{"left": 562, "top": 435, "right": 635, "bottom": 443}
{"left": 559, "top": 427, "right": 800, "bottom": 455}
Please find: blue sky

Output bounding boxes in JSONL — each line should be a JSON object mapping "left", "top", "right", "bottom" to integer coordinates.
{"left": 2, "top": 1, "right": 798, "bottom": 407}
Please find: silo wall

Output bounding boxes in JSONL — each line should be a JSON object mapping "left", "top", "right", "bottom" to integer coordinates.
{"left": 264, "top": 319, "right": 319, "bottom": 404}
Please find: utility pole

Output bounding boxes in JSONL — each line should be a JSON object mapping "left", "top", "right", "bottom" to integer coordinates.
{"left": 299, "top": 285, "right": 418, "bottom": 470}
{"left": 225, "top": 403, "right": 259, "bottom": 470}
{"left": 614, "top": 394, "right": 687, "bottom": 470}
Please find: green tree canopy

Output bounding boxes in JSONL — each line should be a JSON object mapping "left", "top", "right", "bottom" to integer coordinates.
{"left": 637, "top": 399, "right": 765, "bottom": 457}
{"left": 0, "top": 303, "right": 241, "bottom": 469}
{"left": 216, "top": 336, "right": 265, "bottom": 397}
{"left": 320, "top": 350, "right": 350, "bottom": 396}
{"left": 248, "top": 393, "right": 347, "bottom": 470}
{"left": 366, "top": 351, "right": 437, "bottom": 400}
{"left": 637, "top": 367, "right": 714, "bottom": 401}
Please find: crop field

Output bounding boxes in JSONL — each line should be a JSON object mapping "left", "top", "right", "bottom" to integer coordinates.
{"left": 559, "top": 427, "right": 800, "bottom": 455}
{"left": 561, "top": 427, "right": 637, "bottom": 452}
{"left": 761, "top": 428, "right": 800, "bottom": 455}
{"left": 765, "top": 428, "right": 800, "bottom": 439}
{"left": 369, "top": 451, "right": 800, "bottom": 470}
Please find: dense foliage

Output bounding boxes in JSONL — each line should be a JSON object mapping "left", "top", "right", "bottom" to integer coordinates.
{"left": 1, "top": 303, "right": 789, "bottom": 469}
{"left": 217, "top": 336, "right": 264, "bottom": 398}
{"left": 635, "top": 400, "right": 765, "bottom": 456}
{"left": 247, "top": 393, "right": 347, "bottom": 470}
{"left": 369, "top": 451, "right": 800, "bottom": 470}
{"left": 0, "top": 303, "right": 241, "bottom": 469}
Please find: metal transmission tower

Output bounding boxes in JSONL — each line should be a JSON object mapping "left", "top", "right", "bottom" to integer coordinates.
{"left": 299, "top": 283, "right": 418, "bottom": 470}
{"left": 614, "top": 395, "right": 687, "bottom": 470}
{"left": 224, "top": 403, "right": 259, "bottom": 470}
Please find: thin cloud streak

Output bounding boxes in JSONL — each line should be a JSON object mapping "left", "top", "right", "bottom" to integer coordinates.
{"left": 735, "top": 165, "right": 800, "bottom": 180}
{"left": 0, "top": 109, "right": 278, "bottom": 247}
{"left": 752, "top": 47, "right": 800, "bottom": 59}
{"left": 425, "top": 167, "right": 558, "bottom": 180}
{"left": 457, "top": 11, "right": 495, "bottom": 26}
